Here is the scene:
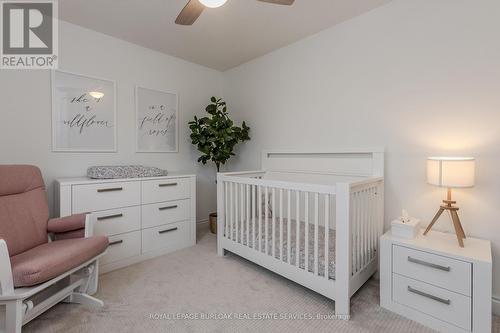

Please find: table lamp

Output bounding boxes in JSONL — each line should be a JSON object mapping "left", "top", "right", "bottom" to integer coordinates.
{"left": 424, "top": 157, "right": 475, "bottom": 247}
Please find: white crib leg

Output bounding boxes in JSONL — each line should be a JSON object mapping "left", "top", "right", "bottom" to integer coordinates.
{"left": 217, "top": 175, "right": 226, "bottom": 257}
{"left": 335, "top": 296, "right": 350, "bottom": 319}
{"left": 335, "top": 183, "right": 351, "bottom": 319}
{"left": 5, "top": 300, "right": 22, "bottom": 333}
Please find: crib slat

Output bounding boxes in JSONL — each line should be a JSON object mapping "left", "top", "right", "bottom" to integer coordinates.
{"left": 363, "top": 189, "right": 368, "bottom": 267}
{"left": 258, "top": 185, "right": 262, "bottom": 252}
{"left": 359, "top": 190, "right": 364, "bottom": 269}
{"left": 368, "top": 187, "right": 373, "bottom": 260}
{"left": 287, "top": 189, "right": 291, "bottom": 264}
{"left": 305, "top": 192, "right": 309, "bottom": 273}
{"left": 235, "top": 183, "right": 239, "bottom": 242}
{"left": 352, "top": 191, "right": 357, "bottom": 275}
{"left": 356, "top": 191, "right": 361, "bottom": 273}
{"left": 252, "top": 185, "right": 256, "bottom": 249}
{"left": 246, "top": 184, "right": 250, "bottom": 246}
{"left": 225, "top": 182, "right": 229, "bottom": 238}
{"left": 371, "top": 187, "right": 376, "bottom": 260}
{"left": 360, "top": 190, "right": 364, "bottom": 268}
{"left": 324, "top": 194, "right": 329, "bottom": 280}
{"left": 314, "top": 193, "right": 319, "bottom": 276}
{"left": 295, "top": 190, "right": 300, "bottom": 267}
{"left": 265, "top": 186, "right": 269, "bottom": 255}
{"left": 230, "top": 183, "right": 234, "bottom": 241}
{"left": 240, "top": 183, "right": 244, "bottom": 243}
{"left": 272, "top": 188, "right": 276, "bottom": 258}
{"left": 279, "top": 189, "right": 283, "bottom": 261}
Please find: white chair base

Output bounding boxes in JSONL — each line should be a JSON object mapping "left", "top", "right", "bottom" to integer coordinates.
{"left": 0, "top": 256, "right": 105, "bottom": 333}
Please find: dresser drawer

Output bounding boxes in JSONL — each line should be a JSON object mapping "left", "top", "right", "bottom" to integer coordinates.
{"left": 142, "top": 178, "right": 190, "bottom": 204}
{"left": 393, "top": 245, "right": 471, "bottom": 296}
{"left": 92, "top": 206, "right": 141, "bottom": 237}
{"left": 100, "top": 231, "right": 141, "bottom": 265}
{"left": 72, "top": 181, "right": 141, "bottom": 213}
{"left": 142, "top": 221, "right": 191, "bottom": 254}
{"left": 393, "top": 274, "right": 471, "bottom": 331}
{"left": 142, "top": 199, "right": 190, "bottom": 229}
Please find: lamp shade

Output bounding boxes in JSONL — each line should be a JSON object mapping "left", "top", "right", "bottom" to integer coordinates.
{"left": 427, "top": 157, "right": 475, "bottom": 188}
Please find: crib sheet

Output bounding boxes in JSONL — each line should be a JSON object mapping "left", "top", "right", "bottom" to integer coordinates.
{"left": 229, "top": 218, "right": 336, "bottom": 280}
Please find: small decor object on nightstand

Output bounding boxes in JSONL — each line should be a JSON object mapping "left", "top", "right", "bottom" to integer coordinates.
{"left": 424, "top": 157, "right": 475, "bottom": 247}
{"left": 391, "top": 209, "right": 420, "bottom": 239}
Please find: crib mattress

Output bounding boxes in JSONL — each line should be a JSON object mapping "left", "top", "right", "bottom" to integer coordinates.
{"left": 229, "top": 218, "right": 336, "bottom": 280}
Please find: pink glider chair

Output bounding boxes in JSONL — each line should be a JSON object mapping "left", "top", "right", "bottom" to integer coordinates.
{"left": 0, "top": 165, "right": 108, "bottom": 332}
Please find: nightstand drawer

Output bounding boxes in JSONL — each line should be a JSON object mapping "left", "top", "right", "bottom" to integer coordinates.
{"left": 393, "top": 274, "right": 471, "bottom": 331}
{"left": 393, "top": 245, "right": 471, "bottom": 296}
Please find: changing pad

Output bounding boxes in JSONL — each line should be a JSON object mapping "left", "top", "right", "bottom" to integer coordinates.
{"left": 87, "top": 165, "right": 168, "bottom": 179}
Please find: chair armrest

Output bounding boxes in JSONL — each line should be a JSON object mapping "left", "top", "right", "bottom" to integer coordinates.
{"left": 48, "top": 214, "right": 87, "bottom": 234}
{"left": 49, "top": 214, "right": 94, "bottom": 240}
{"left": 0, "top": 239, "right": 14, "bottom": 296}
{"left": 84, "top": 214, "right": 94, "bottom": 238}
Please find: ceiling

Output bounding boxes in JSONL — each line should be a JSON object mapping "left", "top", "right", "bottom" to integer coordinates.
{"left": 59, "top": 0, "right": 392, "bottom": 71}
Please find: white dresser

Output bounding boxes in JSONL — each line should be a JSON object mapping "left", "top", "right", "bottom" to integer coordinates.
{"left": 55, "top": 173, "right": 196, "bottom": 273}
{"left": 380, "top": 229, "right": 492, "bottom": 333}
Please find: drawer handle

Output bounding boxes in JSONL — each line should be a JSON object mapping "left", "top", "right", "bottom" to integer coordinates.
{"left": 159, "top": 205, "right": 178, "bottom": 211}
{"left": 109, "top": 240, "right": 124, "bottom": 246}
{"left": 407, "top": 256, "right": 450, "bottom": 272}
{"left": 158, "top": 183, "right": 177, "bottom": 187}
{"left": 97, "top": 213, "right": 123, "bottom": 221}
{"left": 158, "top": 227, "right": 178, "bottom": 234}
{"left": 97, "top": 187, "right": 123, "bottom": 193}
{"left": 407, "top": 286, "right": 451, "bottom": 305}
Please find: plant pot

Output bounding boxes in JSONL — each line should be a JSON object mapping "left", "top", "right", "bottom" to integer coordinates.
{"left": 209, "top": 212, "right": 217, "bottom": 234}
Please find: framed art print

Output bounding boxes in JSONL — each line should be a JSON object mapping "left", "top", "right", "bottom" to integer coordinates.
{"left": 136, "top": 86, "right": 178, "bottom": 153}
{"left": 52, "top": 70, "right": 116, "bottom": 152}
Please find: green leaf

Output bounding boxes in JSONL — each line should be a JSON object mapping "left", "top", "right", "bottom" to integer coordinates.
{"left": 188, "top": 97, "right": 251, "bottom": 171}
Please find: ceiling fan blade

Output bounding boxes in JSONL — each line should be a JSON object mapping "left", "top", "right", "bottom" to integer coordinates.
{"left": 257, "top": 0, "right": 295, "bottom": 5}
{"left": 175, "top": 0, "right": 205, "bottom": 25}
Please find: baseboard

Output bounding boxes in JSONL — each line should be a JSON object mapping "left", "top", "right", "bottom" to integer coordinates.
{"left": 196, "top": 219, "right": 209, "bottom": 224}
{"left": 493, "top": 296, "right": 500, "bottom": 315}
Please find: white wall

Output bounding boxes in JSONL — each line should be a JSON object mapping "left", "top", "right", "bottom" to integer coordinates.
{"left": 223, "top": 0, "right": 500, "bottom": 298}
{"left": 0, "top": 21, "right": 223, "bottom": 220}
{"left": 1, "top": 0, "right": 499, "bottom": 303}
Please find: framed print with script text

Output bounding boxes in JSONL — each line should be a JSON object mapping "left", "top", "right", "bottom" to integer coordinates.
{"left": 136, "top": 86, "right": 178, "bottom": 153}
{"left": 52, "top": 70, "right": 116, "bottom": 152}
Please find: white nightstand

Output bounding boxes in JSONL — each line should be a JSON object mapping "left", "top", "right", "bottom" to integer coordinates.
{"left": 380, "top": 229, "right": 492, "bottom": 333}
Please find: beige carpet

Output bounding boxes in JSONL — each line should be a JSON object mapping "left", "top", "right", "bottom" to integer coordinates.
{"left": 24, "top": 225, "right": 499, "bottom": 333}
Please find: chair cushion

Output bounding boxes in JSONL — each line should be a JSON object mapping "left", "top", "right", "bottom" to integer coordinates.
{"left": 0, "top": 165, "right": 45, "bottom": 197}
{"left": 0, "top": 165, "right": 49, "bottom": 256}
{"left": 10, "top": 236, "right": 108, "bottom": 287}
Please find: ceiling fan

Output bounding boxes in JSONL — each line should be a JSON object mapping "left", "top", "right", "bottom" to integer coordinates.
{"left": 175, "top": 0, "right": 295, "bottom": 26}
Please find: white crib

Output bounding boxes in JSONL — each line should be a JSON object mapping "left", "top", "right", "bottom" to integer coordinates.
{"left": 216, "top": 150, "right": 384, "bottom": 318}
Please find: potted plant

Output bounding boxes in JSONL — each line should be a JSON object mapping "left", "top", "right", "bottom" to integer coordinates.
{"left": 189, "top": 97, "right": 250, "bottom": 234}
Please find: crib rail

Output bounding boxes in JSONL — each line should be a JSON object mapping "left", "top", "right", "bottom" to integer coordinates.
{"left": 350, "top": 180, "right": 384, "bottom": 277}
{"left": 218, "top": 174, "right": 334, "bottom": 275}
{"left": 216, "top": 172, "right": 384, "bottom": 314}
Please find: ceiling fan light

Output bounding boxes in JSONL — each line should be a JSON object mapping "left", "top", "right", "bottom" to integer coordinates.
{"left": 89, "top": 91, "right": 104, "bottom": 99}
{"left": 199, "top": 0, "right": 227, "bottom": 8}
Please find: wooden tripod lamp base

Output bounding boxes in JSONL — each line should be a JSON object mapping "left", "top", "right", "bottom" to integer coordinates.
{"left": 423, "top": 189, "right": 466, "bottom": 247}
{"left": 424, "top": 157, "right": 475, "bottom": 248}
